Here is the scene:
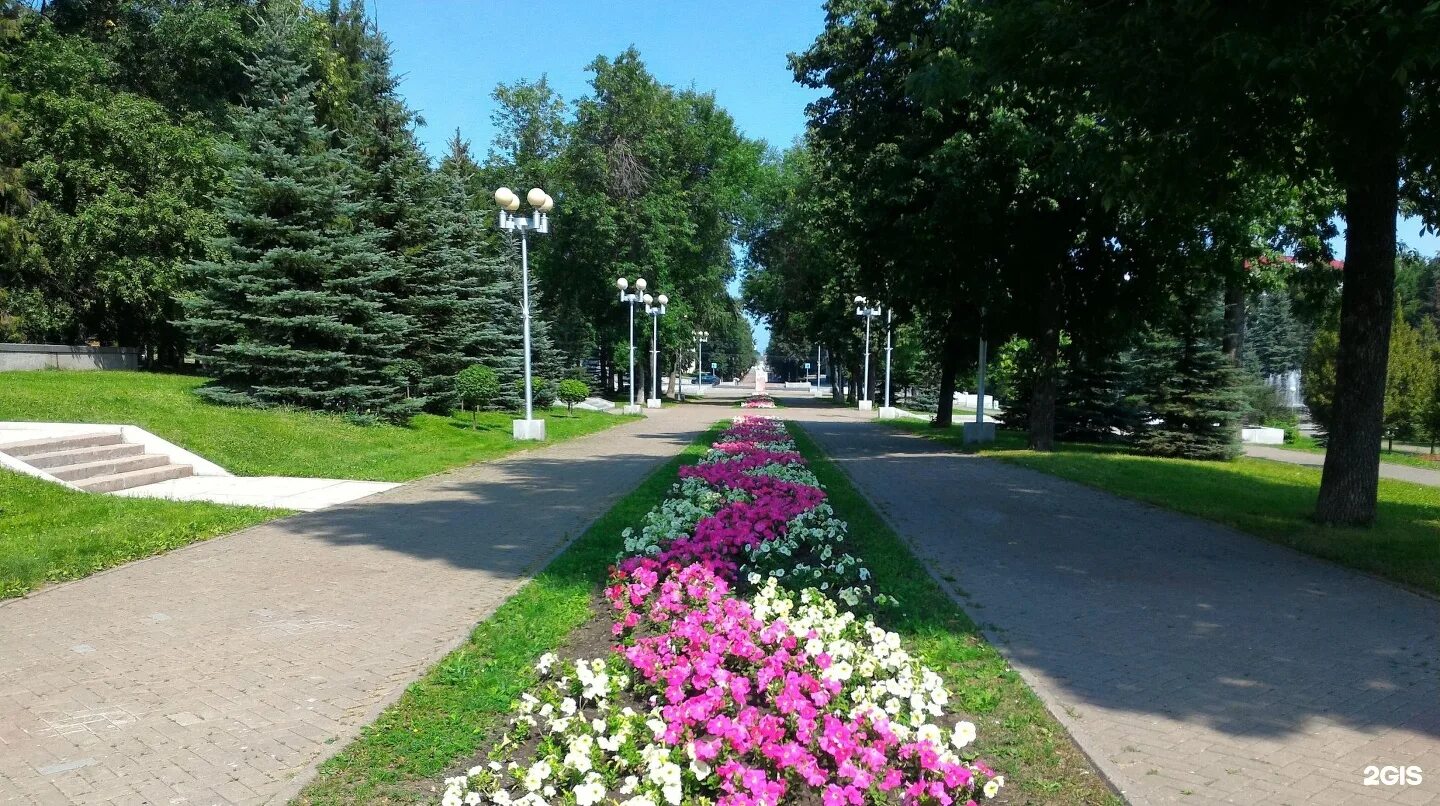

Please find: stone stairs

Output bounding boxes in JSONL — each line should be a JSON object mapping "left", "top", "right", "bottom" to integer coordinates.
{"left": 0, "top": 432, "right": 192, "bottom": 492}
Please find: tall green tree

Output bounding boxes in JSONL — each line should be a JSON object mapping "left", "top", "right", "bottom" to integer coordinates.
{"left": 992, "top": 0, "right": 1440, "bottom": 523}
{"left": 185, "top": 14, "right": 413, "bottom": 421}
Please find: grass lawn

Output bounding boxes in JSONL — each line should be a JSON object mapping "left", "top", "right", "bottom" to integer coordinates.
{"left": 887, "top": 420, "right": 1440, "bottom": 595}
{"left": 788, "top": 424, "right": 1120, "bottom": 805}
{"left": 0, "top": 370, "right": 635, "bottom": 481}
{"left": 294, "top": 423, "right": 726, "bottom": 805}
{"left": 0, "top": 470, "right": 278, "bottom": 598}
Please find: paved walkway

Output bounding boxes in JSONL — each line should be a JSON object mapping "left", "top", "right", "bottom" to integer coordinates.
{"left": 0, "top": 400, "right": 731, "bottom": 805}
{"left": 780, "top": 400, "right": 1440, "bottom": 805}
{"left": 1244, "top": 444, "right": 1440, "bottom": 488}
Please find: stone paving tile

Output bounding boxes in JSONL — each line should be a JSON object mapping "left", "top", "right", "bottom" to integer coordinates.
{"left": 1244, "top": 444, "right": 1440, "bottom": 488}
{"left": 785, "top": 405, "right": 1440, "bottom": 806}
{"left": 0, "top": 401, "right": 729, "bottom": 804}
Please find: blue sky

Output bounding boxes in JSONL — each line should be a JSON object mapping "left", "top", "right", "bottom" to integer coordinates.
{"left": 376, "top": 2, "right": 1438, "bottom": 354}
{"left": 378, "top": 0, "right": 826, "bottom": 351}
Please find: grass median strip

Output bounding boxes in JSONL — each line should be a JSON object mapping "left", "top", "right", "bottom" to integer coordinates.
{"left": 0, "top": 471, "right": 281, "bottom": 599}
{"left": 294, "top": 422, "right": 725, "bottom": 805}
{"left": 787, "top": 422, "right": 1122, "bottom": 805}
{"left": 886, "top": 419, "right": 1440, "bottom": 596}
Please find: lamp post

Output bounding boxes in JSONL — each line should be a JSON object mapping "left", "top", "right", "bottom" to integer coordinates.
{"left": 493, "top": 186, "right": 553, "bottom": 441}
{"left": 877, "top": 308, "right": 899, "bottom": 419}
{"left": 693, "top": 330, "right": 709, "bottom": 397}
{"left": 615, "top": 277, "right": 646, "bottom": 415}
{"left": 645, "top": 292, "right": 668, "bottom": 408}
{"left": 814, "top": 345, "right": 822, "bottom": 397}
{"left": 854, "top": 296, "right": 882, "bottom": 411}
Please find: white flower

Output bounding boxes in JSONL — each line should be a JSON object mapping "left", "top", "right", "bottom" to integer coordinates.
{"left": 984, "top": 776, "right": 1004, "bottom": 798}
{"left": 522, "top": 759, "right": 551, "bottom": 791}
{"left": 575, "top": 773, "right": 606, "bottom": 806}
{"left": 535, "top": 652, "right": 559, "bottom": 676}
{"left": 952, "top": 720, "right": 977, "bottom": 749}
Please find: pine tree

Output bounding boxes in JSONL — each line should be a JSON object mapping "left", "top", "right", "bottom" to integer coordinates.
{"left": 1418, "top": 320, "right": 1440, "bottom": 453}
{"left": 185, "top": 15, "right": 414, "bottom": 422}
{"left": 1243, "top": 290, "right": 1306, "bottom": 378}
{"left": 1131, "top": 317, "right": 1245, "bottom": 461}
{"left": 1057, "top": 344, "right": 1136, "bottom": 442}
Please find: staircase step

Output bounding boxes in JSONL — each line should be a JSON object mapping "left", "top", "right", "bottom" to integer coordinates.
{"left": 22, "top": 443, "right": 145, "bottom": 469}
{"left": 50, "top": 453, "right": 172, "bottom": 482}
{"left": 0, "top": 432, "right": 122, "bottom": 457}
{"left": 74, "top": 463, "right": 193, "bottom": 493}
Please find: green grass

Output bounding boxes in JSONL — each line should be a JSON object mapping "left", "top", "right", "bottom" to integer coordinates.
{"left": 294, "top": 423, "right": 726, "bottom": 805}
{"left": 0, "top": 371, "right": 635, "bottom": 481}
{"left": 0, "top": 470, "right": 278, "bottom": 598}
{"left": 788, "top": 423, "right": 1121, "bottom": 805}
{"left": 888, "top": 420, "right": 1440, "bottom": 595}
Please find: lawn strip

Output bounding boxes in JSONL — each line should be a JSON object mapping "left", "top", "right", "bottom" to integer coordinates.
{"left": 293, "top": 422, "right": 726, "bottom": 805}
{"left": 886, "top": 419, "right": 1440, "bottom": 596}
{"left": 0, "top": 371, "right": 637, "bottom": 481}
{"left": 787, "top": 422, "right": 1123, "bottom": 805}
{"left": 0, "top": 470, "right": 281, "bottom": 599}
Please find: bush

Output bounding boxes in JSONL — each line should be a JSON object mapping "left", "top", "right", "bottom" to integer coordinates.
{"left": 454, "top": 365, "right": 499, "bottom": 428}
{"left": 513, "top": 378, "right": 557, "bottom": 411}
{"left": 557, "top": 379, "right": 589, "bottom": 413}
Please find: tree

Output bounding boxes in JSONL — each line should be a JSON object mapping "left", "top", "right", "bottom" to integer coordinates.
{"left": 454, "top": 364, "right": 498, "bottom": 428}
{"left": 1420, "top": 321, "right": 1440, "bottom": 453}
{"left": 184, "top": 13, "right": 413, "bottom": 422}
{"left": 1382, "top": 304, "right": 1434, "bottom": 451}
{"left": 557, "top": 378, "right": 588, "bottom": 413}
{"left": 1131, "top": 313, "right": 1245, "bottom": 462}
{"left": 990, "top": 1, "right": 1440, "bottom": 523}
{"left": 1302, "top": 325, "right": 1341, "bottom": 440}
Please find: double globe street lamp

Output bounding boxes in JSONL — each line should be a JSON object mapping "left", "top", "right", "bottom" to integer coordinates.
{"left": 645, "top": 292, "right": 669, "bottom": 408}
{"left": 494, "top": 186, "right": 553, "bottom": 440}
{"left": 693, "top": 330, "right": 710, "bottom": 397}
{"left": 854, "top": 296, "right": 883, "bottom": 411}
{"left": 616, "top": 277, "right": 647, "bottom": 414}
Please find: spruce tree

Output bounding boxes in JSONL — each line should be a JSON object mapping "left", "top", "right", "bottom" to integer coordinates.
{"left": 1131, "top": 315, "right": 1245, "bottom": 461}
{"left": 1057, "top": 343, "right": 1136, "bottom": 442}
{"left": 185, "top": 15, "right": 414, "bottom": 422}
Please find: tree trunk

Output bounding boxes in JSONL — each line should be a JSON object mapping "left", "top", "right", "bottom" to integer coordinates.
{"left": 935, "top": 348, "right": 958, "bottom": 428}
{"left": 1222, "top": 278, "right": 1247, "bottom": 364}
{"left": 831, "top": 355, "right": 845, "bottom": 403}
{"left": 1315, "top": 97, "right": 1402, "bottom": 526}
{"left": 1029, "top": 305, "right": 1061, "bottom": 452}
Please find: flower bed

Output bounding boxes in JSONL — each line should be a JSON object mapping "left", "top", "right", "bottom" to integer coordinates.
{"left": 741, "top": 394, "right": 776, "bottom": 409}
{"left": 441, "top": 417, "right": 1003, "bottom": 805}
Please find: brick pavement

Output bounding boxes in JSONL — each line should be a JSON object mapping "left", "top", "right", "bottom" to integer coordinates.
{"left": 785, "top": 405, "right": 1440, "bottom": 805}
{"left": 0, "top": 402, "right": 726, "bottom": 805}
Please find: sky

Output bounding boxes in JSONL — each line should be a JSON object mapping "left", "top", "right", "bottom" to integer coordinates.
{"left": 377, "top": 0, "right": 826, "bottom": 352}
{"left": 374, "top": 1, "right": 1439, "bottom": 354}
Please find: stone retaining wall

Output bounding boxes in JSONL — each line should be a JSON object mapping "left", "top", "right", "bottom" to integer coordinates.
{"left": 0, "top": 343, "right": 138, "bottom": 371}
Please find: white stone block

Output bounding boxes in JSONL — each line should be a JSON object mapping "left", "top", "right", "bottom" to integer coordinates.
{"left": 512, "top": 419, "right": 546, "bottom": 441}
{"left": 963, "top": 421, "right": 996, "bottom": 444}
{"left": 645, "top": 398, "right": 661, "bottom": 409}
{"left": 877, "top": 406, "right": 901, "bottom": 420}
{"left": 858, "top": 400, "right": 874, "bottom": 411}
{"left": 622, "top": 404, "right": 643, "bottom": 415}
{"left": 1241, "top": 426, "right": 1285, "bottom": 444}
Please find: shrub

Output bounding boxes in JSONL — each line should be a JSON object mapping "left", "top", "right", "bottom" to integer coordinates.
{"left": 557, "top": 379, "right": 589, "bottom": 413}
{"left": 454, "top": 365, "right": 499, "bottom": 428}
{"left": 513, "top": 378, "right": 557, "bottom": 411}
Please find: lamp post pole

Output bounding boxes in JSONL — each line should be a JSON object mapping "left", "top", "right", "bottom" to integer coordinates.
{"left": 644, "top": 293, "right": 668, "bottom": 408}
{"left": 854, "top": 296, "right": 882, "bottom": 411}
{"left": 693, "top": 330, "right": 709, "bottom": 396}
{"left": 493, "top": 186, "right": 553, "bottom": 441}
{"left": 883, "top": 307, "right": 893, "bottom": 410}
{"left": 615, "top": 277, "right": 647, "bottom": 415}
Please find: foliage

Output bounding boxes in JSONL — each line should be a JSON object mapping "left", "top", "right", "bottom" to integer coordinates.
{"left": 1302, "top": 325, "right": 1341, "bottom": 439}
{"left": 1129, "top": 318, "right": 1244, "bottom": 462}
{"left": 184, "top": 13, "right": 414, "bottom": 422}
{"left": 454, "top": 364, "right": 500, "bottom": 425}
{"left": 1382, "top": 304, "right": 1436, "bottom": 450}
{"left": 557, "top": 378, "right": 589, "bottom": 413}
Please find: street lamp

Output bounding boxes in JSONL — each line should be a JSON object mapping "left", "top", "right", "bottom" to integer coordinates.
{"left": 494, "top": 186, "right": 553, "bottom": 440}
{"left": 616, "top": 277, "right": 646, "bottom": 414}
{"left": 854, "top": 296, "right": 882, "bottom": 411}
{"left": 645, "top": 292, "right": 669, "bottom": 408}
{"left": 693, "top": 330, "right": 709, "bottom": 397}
